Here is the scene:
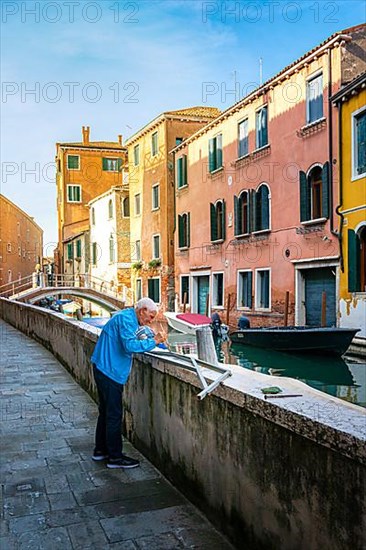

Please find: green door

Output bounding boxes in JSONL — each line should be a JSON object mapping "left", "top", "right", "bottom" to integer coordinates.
{"left": 197, "top": 276, "right": 210, "bottom": 314}
{"left": 304, "top": 268, "right": 336, "bottom": 327}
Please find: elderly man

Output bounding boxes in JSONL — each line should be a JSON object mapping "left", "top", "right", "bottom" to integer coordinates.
{"left": 91, "top": 297, "right": 166, "bottom": 469}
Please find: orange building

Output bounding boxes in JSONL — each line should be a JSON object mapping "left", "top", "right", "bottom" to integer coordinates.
{"left": 173, "top": 25, "right": 365, "bottom": 327}
{"left": 55, "top": 127, "right": 128, "bottom": 277}
{"left": 0, "top": 194, "right": 43, "bottom": 287}
{"left": 125, "top": 107, "right": 220, "bottom": 311}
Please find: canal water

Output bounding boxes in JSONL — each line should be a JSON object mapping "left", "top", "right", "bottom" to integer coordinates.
{"left": 82, "top": 318, "right": 365, "bottom": 409}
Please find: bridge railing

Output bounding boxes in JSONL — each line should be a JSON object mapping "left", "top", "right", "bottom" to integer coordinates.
{"left": 0, "top": 275, "right": 34, "bottom": 298}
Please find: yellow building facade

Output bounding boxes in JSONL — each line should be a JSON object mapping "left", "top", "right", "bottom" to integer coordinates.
{"left": 333, "top": 73, "right": 366, "bottom": 337}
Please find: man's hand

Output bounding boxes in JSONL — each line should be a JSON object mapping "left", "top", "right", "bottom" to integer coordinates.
{"left": 154, "top": 332, "right": 167, "bottom": 345}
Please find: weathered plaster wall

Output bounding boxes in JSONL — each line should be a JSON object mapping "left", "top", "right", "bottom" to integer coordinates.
{"left": 1, "top": 298, "right": 365, "bottom": 550}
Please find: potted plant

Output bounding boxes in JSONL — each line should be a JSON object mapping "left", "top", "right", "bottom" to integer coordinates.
{"left": 131, "top": 261, "right": 143, "bottom": 271}
{"left": 148, "top": 258, "right": 161, "bottom": 269}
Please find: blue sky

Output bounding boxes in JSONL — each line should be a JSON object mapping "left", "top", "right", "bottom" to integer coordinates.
{"left": 1, "top": 0, "right": 365, "bottom": 247}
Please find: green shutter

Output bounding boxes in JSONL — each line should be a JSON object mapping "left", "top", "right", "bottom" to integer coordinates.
{"left": 348, "top": 229, "right": 360, "bottom": 292}
{"left": 182, "top": 155, "right": 187, "bottom": 186}
{"left": 247, "top": 271, "right": 253, "bottom": 309}
{"left": 177, "top": 157, "right": 182, "bottom": 188}
{"left": 102, "top": 158, "right": 108, "bottom": 170}
{"left": 187, "top": 212, "right": 190, "bottom": 247}
{"left": 247, "top": 191, "right": 252, "bottom": 233}
{"left": 300, "top": 171, "right": 309, "bottom": 222}
{"left": 76, "top": 240, "right": 81, "bottom": 258}
{"left": 221, "top": 200, "right": 226, "bottom": 241}
{"left": 178, "top": 215, "right": 183, "bottom": 247}
{"left": 234, "top": 195, "right": 240, "bottom": 236}
{"left": 251, "top": 190, "right": 256, "bottom": 232}
{"left": 209, "top": 139, "right": 215, "bottom": 172}
{"left": 322, "top": 162, "right": 330, "bottom": 219}
{"left": 75, "top": 186, "right": 81, "bottom": 202}
{"left": 216, "top": 134, "right": 223, "bottom": 168}
{"left": 210, "top": 203, "right": 217, "bottom": 241}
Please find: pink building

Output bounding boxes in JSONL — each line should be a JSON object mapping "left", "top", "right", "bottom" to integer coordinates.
{"left": 173, "top": 25, "right": 365, "bottom": 328}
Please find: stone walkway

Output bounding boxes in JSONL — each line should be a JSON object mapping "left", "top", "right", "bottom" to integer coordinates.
{"left": 0, "top": 320, "right": 234, "bottom": 550}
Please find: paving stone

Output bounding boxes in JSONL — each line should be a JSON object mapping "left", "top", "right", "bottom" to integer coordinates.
{"left": 3, "top": 477, "right": 45, "bottom": 497}
{"left": 176, "top": 526, "right": 235, "bottom": 549}
{"left": 135, "top": 532, "right": 183, "bottom": 549}
{"left": 9, "top": 513, "right": 47, "bottom": 535}
{"left": 3, "top": 492, "right": 50, "bottom": 518}
{"left": 44, "top": 474, "right": 69, "bottom": 494}
{"left": 0, "top": 534, "right": 18, "bottom": 549}
{"left": 45, "top": 506, "right": 100, "bottom": 528}
{"left": 109, "top": 541, "right": 138, "bottom": 549}
{"left": 48, "top": 491, "right": 78, "bottom": 511}
{"left": 16, "top": 526, "right": 73, "bottom": 549}
{"left": 74, "top": 478, "right": 170, "bottom": 507}
{"left": 66, "top": 472, "right": 96, "bottom": 492}
{"left": 67, "top": 519, "right": 109, "bottom": 548}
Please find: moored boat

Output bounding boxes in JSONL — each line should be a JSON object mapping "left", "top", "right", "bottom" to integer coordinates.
{"left": 229, "top": 326, "right": 360, "bottom": 356}
{"left": 164, "top": 312, "right": 212, "bottom": 335}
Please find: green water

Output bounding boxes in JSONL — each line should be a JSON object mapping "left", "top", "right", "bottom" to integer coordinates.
{"left": 167, "top": 332, "right": 366, "bottom": 408}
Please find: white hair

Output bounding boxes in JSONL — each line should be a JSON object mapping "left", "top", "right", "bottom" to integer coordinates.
{"left": 135, "top": 297, "right": 158, "bottom": 312}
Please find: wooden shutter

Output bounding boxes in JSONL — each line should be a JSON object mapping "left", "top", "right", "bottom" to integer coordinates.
{"left": 247, "top": 191, "right": 252, "bottom": 233}
{"left": 178, "top": 215, "right": 183, "bottom": 247}
{"left": 209, "top": 139, "right": 215, "bottom": 172}
{"left": 300, "top": 171, "right": 309, "bottom": 222}
{"left": 348, "top": 229, "right": 360, "bottom": 292}
{"left": 234, "top": 195, "right": 240, "bottom": 236}
{"left": 187, "top": 212, "right": 190, "bottom": 247}
{"left": 262, "top": 186, "right": 270, "bottom": 229}
{"left": 210, "top": 203, "right": 217, "bottom": 241}
{"left": 262, "top": 107, "right": 268, "bottom": 147}
{"left": 182, "top": 155, "right": 187, "bottom": 186}
{"left": 356, "top": 112, "right": 366, "bottom": 175}
{"left": 221, "top": 200, "right": 226, "bottom": 241}
{"left": 321, "top": 162, "right": 330, "bottom": 219}
{"left": 177, "top": 157, "right": 182, "bottom": 188}
{"left": 251, "top": 190, "right": 257, "bottom": 232}
{"left": 216, "top": 134, "right": 223, "bottom": 168}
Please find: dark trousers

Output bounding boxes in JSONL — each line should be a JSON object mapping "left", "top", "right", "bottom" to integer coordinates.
{"left": 93, "top": 365, "right": 124, "bottom": 459}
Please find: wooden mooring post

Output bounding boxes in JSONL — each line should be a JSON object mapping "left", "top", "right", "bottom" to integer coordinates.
{"left": 284, "top": 291, "right": 289, "bottom": 326}
{"left": 182, "top": 292, "right": 187, "bottom": 313}
{"left": 321, "top": 291, "right": 327, "bottom": 327}
{"left": 226, "top": 293, "right": 232, "bottom": 326}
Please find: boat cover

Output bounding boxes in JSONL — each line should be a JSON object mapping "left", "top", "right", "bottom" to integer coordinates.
{"left": 176, "top": 313, "right": 211, "bottom": 325}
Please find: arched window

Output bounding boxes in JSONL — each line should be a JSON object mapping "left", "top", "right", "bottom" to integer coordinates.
{"left": 91, "top": 207, "right": 95, "bottom": 225}
{"left": 122, "top": 197, "right": 130, "bottom": 217}
{"left": 234, "top": 190, "right": 250, "bottom": 236}
{"left": 210, "top": 200, "right": 226, "bottom": 242}
{"left": 254, "top": 184, "right": 270, "bottom": 231}
{"left": 109, "top": 234, "right": 115, "bottom": 263}
{"left": 300, "top": 163, "right": 329, "bottom": 222}
{"left": 108, "top": 199, "right": 113, "bottom": 219}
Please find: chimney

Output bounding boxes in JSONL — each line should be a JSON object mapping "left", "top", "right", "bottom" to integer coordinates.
{"left": 82, "top": 126, "right": 90, "bottom": 144}
{"left": 118, "top": 134, "right": 123, "bottom": 146}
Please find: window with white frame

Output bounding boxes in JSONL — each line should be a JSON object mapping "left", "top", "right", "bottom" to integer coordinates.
{"left": 352, "top": 106, "right": 366, "bottom": 179}
{"left": 133, "top": 144, "right": 140, "bottom": 166}
{"left": 148, "top": 277, "right": 160, "bottom": 303}
{"left": 152, "top": 184, "right": 160, "bottom": 210}
{"left": 176, "top": 155, "right": 188, "bottom": 188}
{"left": 208, "top": 134, "right": 223, "bottom": 173}
{"left": 109, "top": 234, "right": 115, "bottom": 263}
{"left": 151, "top": 131, "right": 158, "bottom": 156}
{"left": 180, "top": 275, "right": 190, "bottom": 305}
{"left": 255, "top": 269, "right": 270, "bottom": 310}
{"left": 238, "top": 270, "right": 253, "bottom": 308}
{"left": 134, "top": 193, "right": 141, "bottom": 216}
{"left": 152, "top": 235, "right": 160, "bottom": 259}
{"left": 67, "top": 155, "right": 79, "bottom": 170}
{"left": 67, "top": 185, "right": 82, "bottom": 203}
{"left": 108, "top": 199, "right": 113, "bottom": 219}
{"left": 256, "top": 106, "right": 268, "bottom": 149}
{"left": 134, "top": 240, "right": 141, "bottom": 261}
{"left": 306, "top": 73, "right": 323, "bottom": 123}
{"left": 136, "top": 279, "right": 142, "bottom": 301}
{"left": 210, "top": 200, "right": 226, "bottom": 241}
{"left": 178, "top": 212, "right": 190, "bottom": 248}
{"left": 212, "top": 272, "right": 224, "bottom": 307}
{"left": 122, "top": 196, "right": 130, "bottom": 217}
{"left": 238, "top": 118, "right": 249, "bottom": 158}
{"left": 102, "top": 157, "right": 121, "bottom": 172}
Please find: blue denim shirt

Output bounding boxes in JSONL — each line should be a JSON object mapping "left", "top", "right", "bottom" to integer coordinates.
{"left": 91, "top": 308, "right": 157, "bottom": 384}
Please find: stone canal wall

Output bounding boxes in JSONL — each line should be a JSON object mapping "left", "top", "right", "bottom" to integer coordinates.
{"left": 1, "top": 298, "right": 365, "bottom": 550}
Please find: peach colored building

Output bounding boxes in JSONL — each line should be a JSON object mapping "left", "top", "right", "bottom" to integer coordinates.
{"left": 173, "top": 25, "right": 366, "bottom": 328}
{"left": 55, "top": 126, "right": 128, "bottom": 278}
{"left": 125, "top": 107, "right": 220, "bottom": 311}
{"left": 0, "top": 194, "right": 43, "bottom": 287}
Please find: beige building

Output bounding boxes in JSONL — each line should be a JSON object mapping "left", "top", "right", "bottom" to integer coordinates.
{"left": 0, "top": 194, "right": 43, "bottom": 287}
{"left": 125, "top": 107, "right": 220, "bottom": 310}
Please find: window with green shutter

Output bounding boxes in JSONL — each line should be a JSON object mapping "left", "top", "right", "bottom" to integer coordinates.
{"left": 299, "top": 171, "right": 310, "bottom": 222}
{"left": 67, "top": 155, "right": 79, "bottom": 170}
{"left": 238, "top": 119, "right": 249, "bottom": 158}
{"left": 176, "top": 155, "right": 187, "bottom": 188}
{"left": 234, "top": 191, "right": 251, "bottom": 236}
{"left": 354, "top": 109, "right": 366, "bottom": 177}
{"left": 210, "top": 201, "right": 225, "bottom": 241}
{"left": 348, "top": 229, "right": 361, "bottom": 292}
{"left": 300, "top": 164, "right": 329, "bottom": 222}
{"left": 133, "top": 144, "right": 140, "bottom": 166}
{"left": 212, "top": 273, "right": 224, "bottom": 307}
{"left": 67, "top": 243, "right": 74, "bottom": 260}
{"left": 208, "top": 134, "right": 223, "bottom": 173}
{"left": 148, "top": 278, "right": 160, "bottom": 303}
{"left": 76, "top": 239, "right": 82, "bottom": 258}
{"left": 254, "top": 185, "right": 270, "bottom": 231}
{"left": 181, "top": 275, "right": 190, "bottom": 304}
{"left": 67, "top": 185, "right": 81, "bottom": 203}
{"left": 178, "top": 213, "right": 190, "bottom": 248}
{"left": 151, "top": 132, "right": 158, "bottom": 156}
{"left": 103, "top": 158, "right": 122, "bottom": 172}
{"left": 256, "top": 270, "right": 270, "bottom": 309}
{"left": 307, "top": 73, "right": 323, "bottom": 123}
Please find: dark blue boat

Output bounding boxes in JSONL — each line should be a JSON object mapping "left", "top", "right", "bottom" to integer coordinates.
{"left": 229, "top": 326, "right": 360, "bottom": 356}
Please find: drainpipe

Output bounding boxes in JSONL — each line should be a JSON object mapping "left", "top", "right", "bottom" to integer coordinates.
{"left": 335, "top": 99, "right": 345, "bottom": 272}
